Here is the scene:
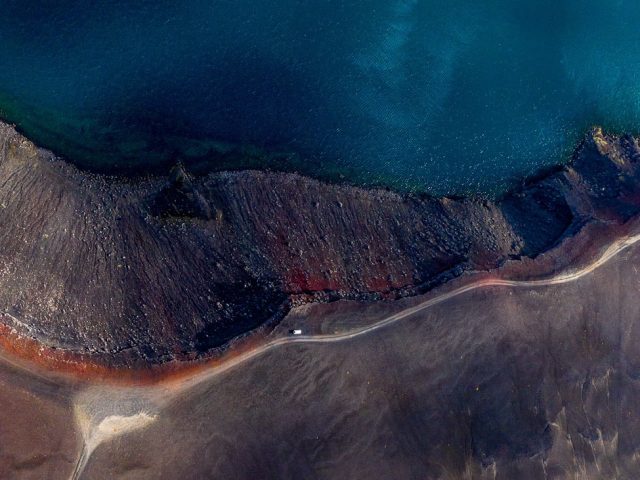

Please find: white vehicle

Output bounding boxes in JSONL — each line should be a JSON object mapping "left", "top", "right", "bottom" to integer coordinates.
{"left": 290, "top": 329, "right": 303, "bottom": 335}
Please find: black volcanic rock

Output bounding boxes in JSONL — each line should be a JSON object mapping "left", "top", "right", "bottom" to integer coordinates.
{"left": 0, "top": 122, "right": 639, "bottom": 365}
{"left": 150, "top": 163, "right": 214, "bottom": 220}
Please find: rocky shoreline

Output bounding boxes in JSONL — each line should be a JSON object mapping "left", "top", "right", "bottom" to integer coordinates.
{"left": 0, "top": 121, "right": 639, "bottom": 369}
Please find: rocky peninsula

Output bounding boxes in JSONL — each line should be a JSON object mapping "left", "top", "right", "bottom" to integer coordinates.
{"left": 0, "top": 121, "right": 639, "bottom": 369}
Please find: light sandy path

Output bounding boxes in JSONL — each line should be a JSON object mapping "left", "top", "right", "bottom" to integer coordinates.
{"left": 176, "top": 232, "right": 640, "bottom": 389}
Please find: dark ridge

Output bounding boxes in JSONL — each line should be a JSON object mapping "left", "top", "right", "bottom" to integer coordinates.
{"left": 149, "top": 164, "right": 214, "bottom": 221}
{"left": 501, "top": 174, "right": 575, "bottom": 257}
{"left": 192, "top": 280, "right": 288, "bottom": 353}
{"left": 0, "top": 123, "right": 639, "bottom": 366}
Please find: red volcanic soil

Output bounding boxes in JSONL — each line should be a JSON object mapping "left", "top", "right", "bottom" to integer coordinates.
{"left": 0, "top": 320, "right": 265, "bottom": 385}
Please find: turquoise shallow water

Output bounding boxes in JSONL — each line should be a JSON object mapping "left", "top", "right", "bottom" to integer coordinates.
{"left": 1, "top": 1, "right": 640, "bottom": 194}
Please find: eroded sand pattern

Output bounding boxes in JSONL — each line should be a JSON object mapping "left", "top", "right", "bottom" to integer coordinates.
{"left": 71, "top": 390, "right": 159, "bottom": 480}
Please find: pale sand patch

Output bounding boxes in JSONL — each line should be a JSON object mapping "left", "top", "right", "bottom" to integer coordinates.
{"left": 71, "top": 390, "right": 159, "bottom": 480}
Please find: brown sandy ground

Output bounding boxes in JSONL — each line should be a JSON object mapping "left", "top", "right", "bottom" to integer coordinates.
{"left": 0, "top": 356, "right": 79, "bottom": 478}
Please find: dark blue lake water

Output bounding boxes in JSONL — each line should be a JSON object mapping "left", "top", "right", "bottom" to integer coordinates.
{"left": 1, "top": 0, "right": 640, "bottom": 194}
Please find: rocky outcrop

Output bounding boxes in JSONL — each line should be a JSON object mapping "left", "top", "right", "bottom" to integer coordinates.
{"left": 0, "top": 122, "right": 638, "bottom": 366}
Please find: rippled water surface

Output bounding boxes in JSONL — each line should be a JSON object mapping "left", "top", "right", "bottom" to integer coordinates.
{"left": 1, "top": 0, "right": 640, "bottom": 194}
